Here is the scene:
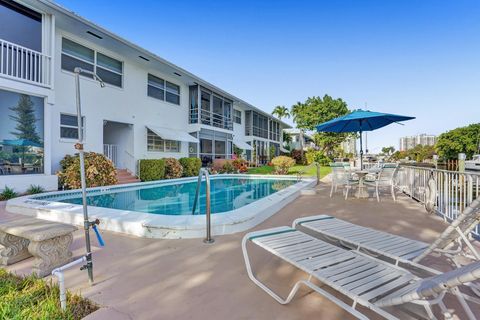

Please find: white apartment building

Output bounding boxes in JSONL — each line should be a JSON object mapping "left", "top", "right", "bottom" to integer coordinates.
{"left": 283, "top": 129, "right": 315, "bottom": 151}
{"left": 399, "top": 134, "right": 437, "bottom": 151}
{"left": 0, "top": 0, "right": 289, "bottom": 192}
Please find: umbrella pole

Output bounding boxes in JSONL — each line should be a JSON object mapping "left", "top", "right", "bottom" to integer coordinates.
{"left": 74, "top": 69, "right": 94, "bottom": 284}
{"left": 359, "top": 131, "right": 363, "bottom": 169}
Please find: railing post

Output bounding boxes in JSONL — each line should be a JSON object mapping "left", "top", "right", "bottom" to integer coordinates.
{"left": 203, "top": 170, "right": 214, "bottom": 244}
{"left": 458, "top": 153, "right": 466, "bottom": 173}
{"left": 192, "top": 168, "right": 214, "bottom": 244}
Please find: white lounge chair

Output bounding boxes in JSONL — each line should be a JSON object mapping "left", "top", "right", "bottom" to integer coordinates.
{"left": 293, "top": 198, "right": 480, "bottom": 272}
{"left": 242, "top": 227, "right": 480, "bottom": 320}
{"left": 330, "top": 163, "right": 358, "bottom": 200}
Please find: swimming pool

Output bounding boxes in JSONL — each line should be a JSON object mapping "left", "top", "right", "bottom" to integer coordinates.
{"left": 35, "top": 177, "right": 297, "bottom": 215}
{"left": 7, "top": 174, "right": 315, "bottom": 239}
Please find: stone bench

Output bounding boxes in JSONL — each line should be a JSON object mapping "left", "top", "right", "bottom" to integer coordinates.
{"left": 0, "top": 217, "right": 78, "bottom": 277}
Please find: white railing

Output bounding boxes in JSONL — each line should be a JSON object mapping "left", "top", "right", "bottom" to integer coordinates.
{"left": 200, "top": 109, "right": 233, "bottom": 130}
{"left": 103, "top": 144, "right": 118, "bottom": 167}
{"left": 396, "top": 166, "right": 480, "bottom": 238}
{"left": 0, "top": 39, "right": 52, "bottom": 87}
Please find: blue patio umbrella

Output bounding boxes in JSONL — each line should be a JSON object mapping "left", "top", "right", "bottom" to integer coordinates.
{"left": 316, "top": 109, "right": 415, "bottom": 168}
{"left": 1, "top": 139, "right": 42, "bottom": 148}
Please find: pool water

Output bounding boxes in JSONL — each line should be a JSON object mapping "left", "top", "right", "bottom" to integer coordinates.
{"left": 41, "top": 177, "right": 297, "bottom": 215}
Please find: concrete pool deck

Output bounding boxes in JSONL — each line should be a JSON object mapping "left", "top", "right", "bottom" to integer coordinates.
{"left": 2, "top": 182, "right": 480, "bottom": 319}
{"left": 6, "top": 175, "right": 315, "bottom": 239}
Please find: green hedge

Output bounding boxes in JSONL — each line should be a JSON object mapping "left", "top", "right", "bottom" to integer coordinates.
{"left": 179, "top": 157, "right": 202, "bottom": 177}
{"left": 139, "top": 159, "right": 165, "bottom": 181}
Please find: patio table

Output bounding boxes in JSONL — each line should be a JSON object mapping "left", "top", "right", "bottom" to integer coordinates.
{"left": 353, "top": 170, "right": 369, "bottom": 199}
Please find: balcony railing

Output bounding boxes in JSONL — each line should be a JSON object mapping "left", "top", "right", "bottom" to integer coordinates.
{"left": 0, "top": 39, "right": 52, "bottom": 87}
{"left": 200, "top": 109, "right": 233, "bottom": 130}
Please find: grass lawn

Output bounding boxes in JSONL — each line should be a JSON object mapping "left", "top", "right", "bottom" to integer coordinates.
{"left": 247, "top": 164, "right": 331, "bottom": 178}
{"left": 0, "top": 268, "right": 98, "bottom": 320}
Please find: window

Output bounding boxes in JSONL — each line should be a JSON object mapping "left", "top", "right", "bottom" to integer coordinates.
{"left": 189, "top": 85, "right": 199, "bottom": 124}
{"left": 234, "top": 109, "right": 241, "bottom": 124}
{"left": 0, "top": 89, "right": 44, "bottom": 175}
{"left": 147, "top": 74, "right": 180, "bottom": 105}
{"left": 147, "top": 129, "right": 180, "bottom": 152}
{"left": 61, "top": 38, "right": 123, "bottom": 87}
{"left": 60, "top": 113, "right": 84, "bottom": 139}
{"left": 251, "top": 111, "right": 269, "bottom": 138}
{"left": 147, "top": 74, "right": 164, "bottom": 100}
{"left": 0, "top": 0, "right": 42, "bottom": 51}
{"left": 96, "top": 52, "right": 123, "bottom": 87}
{"left": 166, "top": 81, "right": 180, "bottom": 104}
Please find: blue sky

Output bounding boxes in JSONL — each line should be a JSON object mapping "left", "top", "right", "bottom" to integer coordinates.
{"left": 57, "top": 0, "right": 480, "bottom": 152}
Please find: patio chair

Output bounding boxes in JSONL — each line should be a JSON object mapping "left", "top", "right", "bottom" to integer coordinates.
{"left": 364, "top": 163, "right": 398, "bottom": 202}
{"left": 242, "top": 227, "right": 480, "bottom": 320}
{"left": 329, "top": 163, "right": 358, "bottom": 199}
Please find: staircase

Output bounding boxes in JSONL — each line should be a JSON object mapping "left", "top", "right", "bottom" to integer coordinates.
{"left": 116, "top": 169, "right": 140, "bottom": 185}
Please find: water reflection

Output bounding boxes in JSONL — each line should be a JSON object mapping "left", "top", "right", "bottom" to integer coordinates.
{"left": 55, "top": 178, "right": 296, "bottom": 215}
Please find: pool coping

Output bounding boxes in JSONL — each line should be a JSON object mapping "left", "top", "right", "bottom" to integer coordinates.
{"left": 6, "top": 174, "right": 316, "bottom": 239}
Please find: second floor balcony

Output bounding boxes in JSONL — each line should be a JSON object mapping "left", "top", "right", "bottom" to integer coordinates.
{"left": 1, "top": 39, "right": 52, "bottom": 87}
{"left": 0, "top": 0, "right": 52, "bottom": 87}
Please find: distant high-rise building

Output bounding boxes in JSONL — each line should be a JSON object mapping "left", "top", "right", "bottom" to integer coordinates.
{"left": 340, "top": 136, "right": 357, "bottom": 155}
{"left": 399, "top": 134, "right": 437, "bottom": 151}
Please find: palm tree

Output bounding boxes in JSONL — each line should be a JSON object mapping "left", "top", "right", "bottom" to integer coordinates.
{"left": 272, "top": 105, "right": 290, "bottom": 120}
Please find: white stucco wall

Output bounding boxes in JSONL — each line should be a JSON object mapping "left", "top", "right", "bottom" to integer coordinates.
{"left": 50, "top": 30, "right": 190, "bottom": 173}
{"left": 0, "top": 3, "right": 288, "bottom": 192}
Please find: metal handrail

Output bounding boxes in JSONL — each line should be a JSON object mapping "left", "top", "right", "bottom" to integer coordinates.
{"left": 192, "top": 168, "right": 214, "bottom": 243}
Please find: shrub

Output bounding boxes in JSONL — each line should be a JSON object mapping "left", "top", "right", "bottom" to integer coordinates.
{"left": 179, "top": 157, "right": 201, "bottom": 177}
{"left": 232, "top": 158, "right": 248, "bottom": 173}
{"left": 0, "top": 186, "right": 17, "bottom": 201}
{"left": 164, "top": 158, "right": 183, "bottom": 179}
{"left": 212, "top": 159, "right": 243, "bottom": 173}
{"left": 58, "top": 152, "right": 117, "bottom": 189}
{"left": 269, "top": 145, "right": 276, "bottom": 161}
{"left": 212, "top": 159, "right": 229, "bottom": 172}
{"left": 221, "top": 161, "right": 235, "bottom": 173}
{"left": 139, "top": 159, "right": 165, "bottom": 181}
{"left": 271, "top": 156, "right": 295, "bottom": 175}
{"left": 305, "top": 149, "right": 332, "bottom": 166}
{"left": 26, "top": 184, "right": 45, "bottom": 195}
{"left": 290, "top": 149, "right": 306, "bottom": 165}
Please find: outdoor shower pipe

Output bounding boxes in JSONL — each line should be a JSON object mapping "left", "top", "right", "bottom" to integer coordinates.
{"left": 52, "top": 256, "right": 87, "bottom": 311}
{"left": 73, "top": 67, "right": 105, "bottom": 284}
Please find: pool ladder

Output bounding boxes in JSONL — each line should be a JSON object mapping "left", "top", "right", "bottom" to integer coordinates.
{"left": 192, "top": 168, "right": 214, "bottom": 244}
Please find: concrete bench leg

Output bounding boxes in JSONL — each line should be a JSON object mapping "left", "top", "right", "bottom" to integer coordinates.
{"left": 28, "top": 233, "right": 74, "bottom": 277}
{"left": 0, "top": 231, "right": 31, "bottom": 265}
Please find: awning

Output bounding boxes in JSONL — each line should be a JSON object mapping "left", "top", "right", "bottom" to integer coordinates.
{"left": 147, "top": 126, "right": 199, "bottom": 143}
{"left": 233, "top": 138, "right": 253, "bottom": 150}
{"left": 280, "top": 146, "right": 290, "bottom": 153}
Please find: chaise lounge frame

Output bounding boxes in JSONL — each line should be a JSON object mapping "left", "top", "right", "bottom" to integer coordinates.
{"left": 242, "top": 227, "right": 480, "bottom": 320}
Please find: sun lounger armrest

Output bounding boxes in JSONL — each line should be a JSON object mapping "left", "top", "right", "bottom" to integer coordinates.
{"left": 377, "top": 261, "right": 480, "bottom": 307}
{"left": 243, "top": 226, "right": 295, "bottom": 242}
{"left": 292, "top": 215, "right": 333, "bottom": 228}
